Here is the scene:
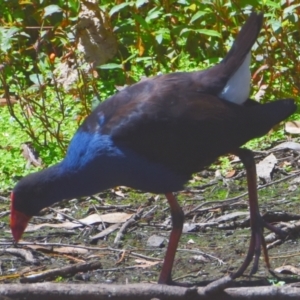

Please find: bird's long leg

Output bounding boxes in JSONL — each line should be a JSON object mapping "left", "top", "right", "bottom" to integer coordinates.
{"left": 158, "top": 192, "right": 184, "bottom": 285}
{"left": 231, "top": 148, "right": 277, "bottom": 279}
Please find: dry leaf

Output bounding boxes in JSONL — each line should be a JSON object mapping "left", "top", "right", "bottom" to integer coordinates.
{"left": 114, "top": 190, "right": 125, "bottom": 198}
{"left": 187, "top": 239, "right": 195, "bottom": 244}
{"left": 275, "top": 265, "right": 300, "bottom": 275}
{"left": 21, "top": 143, "right": 43, "bottom": 168}
{"left": 273, "top": 141, "right": 300, "bottom": 151}
{"left": 133, "top": 259, "right": 161, "bottom": 269}
{"left": 53, "top": 247, "right": 88, "bottom": 255}
{"left": 256, "top": 154, "right": 277, "bottom": 183}
{"left": 26, "top": 244, "right": 88, "bottom": 255}
{"left": 285, "top": 121, "right": 300, "bottom": 135}
{"left": 225, "top": 170, "right": 236, "bottom": 178}
{"left": 24, "top": 213, "right": 133, "bottom": 232}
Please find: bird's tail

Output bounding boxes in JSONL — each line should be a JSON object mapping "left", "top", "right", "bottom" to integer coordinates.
{"left": 196, "top": 12, "right": 263, "bottom": 96}
{"left": 221, "top": 12, "right": 263, "bottom": 74}
{"left": 246, "top": 98, "right": 297, "bottom": 138}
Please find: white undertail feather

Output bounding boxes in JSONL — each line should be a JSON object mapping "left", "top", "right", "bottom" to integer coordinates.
{"left": 219, "top": 52, "right": 251, "bottom": 105}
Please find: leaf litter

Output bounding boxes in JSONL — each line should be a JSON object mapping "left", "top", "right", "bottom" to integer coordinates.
{"left": 1, "top": 144, "right": 300, "bottom": 286}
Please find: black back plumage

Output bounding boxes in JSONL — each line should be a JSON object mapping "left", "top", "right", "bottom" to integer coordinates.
{"left": 80, "top": 72, "right": 295, "bottom": 177}
{"left": 78, "top": 13, "right": 295, "bottom": 177}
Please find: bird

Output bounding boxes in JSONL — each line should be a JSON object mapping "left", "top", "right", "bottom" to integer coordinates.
{"left": 10, "top": 12, "right": 296, "bottom": 285}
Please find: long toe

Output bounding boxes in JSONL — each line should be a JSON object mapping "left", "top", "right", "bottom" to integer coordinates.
{"left": 232, "top": 213, "right": 286, "bottom": 279}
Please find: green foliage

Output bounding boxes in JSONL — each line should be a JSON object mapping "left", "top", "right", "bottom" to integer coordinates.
{"left": 0, "top": 107, "right": 29, "bottom": 191}
{"left": 268, "top": 278, "right": 286, "bottom": 286}
{"left": 54, "top": 276, "right": 66, "bottom": 282}
{"left": 0, "top": 0, "right": 299, "bottom": 192}
{"left": 218, "top": 156, "right": 233, "bottom": 175}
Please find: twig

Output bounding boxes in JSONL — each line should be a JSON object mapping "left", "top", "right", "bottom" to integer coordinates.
{"left": 20, "top": 261, "right": 102, "bottom": 283}
{"left": 0, "top": 242, "right": 164, "bottom": 262}
{"left": 114, "top": 208, "right": 144, "bottom": 245}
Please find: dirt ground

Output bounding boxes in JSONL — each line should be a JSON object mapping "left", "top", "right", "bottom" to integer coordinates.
{"left": 1, "top": 146, "right": 300, "bottom": 288}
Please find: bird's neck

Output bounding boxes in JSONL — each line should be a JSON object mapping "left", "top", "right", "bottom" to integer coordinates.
{"left": 40, "top": 162, "right": 109, "bottom": 203}
{"left": 27, "top": 162, "right": 109, "bottom": 213}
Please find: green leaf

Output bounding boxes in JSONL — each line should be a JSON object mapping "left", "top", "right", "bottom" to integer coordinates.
{"left": 0, "top": 27, "right": 20, "bottom": 51}
{"left": 135, "top": 0, "right": 148, "bottom": 8}
{"left": 19, "top": 31, "right": 30, "bottom": 38}
{"left": 99, "top": 63, "right": 123, "bottom": 69}
{"left": 190, "top": 11, "right": 208, "bottom": 24}
{"left": 6, "top": 27, "right": 20, "bottom": 38}
{"left": 145, "top": 7, "right": 162, "bottom": 22}
{"left": 180, "top": 28, "right": 192, "bottom": 35}
{"left": 263, "top": 0, "right": 280, "bottom": 8}
{"left": 123, "top": 53, "right": 137, "bottom": 64}
{"left": 154, "top": 28, "right": 170, "bottom": 43}
{"left": 43, "top": 5, "right": 62, "bottom": 18}
{"left": 283, "top": 4, "right": 300, "bottom": 17}
{"left": 268, "top": 19, "right": 281, "bottom": 32}
{"left": 195, "top": 29, "right": 221, "bottom": 37}
{"left": 155, "top": 33, "right": 163, "bottom": 44}
{"left": 133, "top": 14, "right": 149, "bottom": 30}
{"left": 109, "top": 2, "right": 132, "bottom": 16}
{"left": 135, "top": 57, "right": 152, "bottom": 62}
{"left": 29, "top": 74, "right": 44, "bottom": 85}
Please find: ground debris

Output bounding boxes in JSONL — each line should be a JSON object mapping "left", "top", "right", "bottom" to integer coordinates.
{"left": 2, "top": 144, "right": 300, "bottom": 288}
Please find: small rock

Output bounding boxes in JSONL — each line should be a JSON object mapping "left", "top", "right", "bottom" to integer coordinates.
{"left": 147, "top": 235, "right": 165, "bottom": 247}
{"left": 183, "top": 223, "right": 197, "bottom": 233}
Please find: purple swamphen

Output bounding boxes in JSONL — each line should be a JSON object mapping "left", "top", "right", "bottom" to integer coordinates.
{"left": 10, "top": 12, "right": 296, "bottom": 284}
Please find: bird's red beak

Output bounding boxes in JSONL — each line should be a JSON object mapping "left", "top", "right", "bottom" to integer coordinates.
{"left": 10, "top": 192, "right": 32, "bottom": 242}
{"left": 10, "top": 209, "right": 31, "bottom": 242}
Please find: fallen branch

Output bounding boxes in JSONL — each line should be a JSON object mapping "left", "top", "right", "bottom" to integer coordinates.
{"left": 1, "top": 281, "right": 300, "bottom": 300}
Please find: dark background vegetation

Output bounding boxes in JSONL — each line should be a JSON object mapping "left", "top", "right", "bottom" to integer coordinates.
{"left": 0, "top": 0, "right": 299, "bottom": 192}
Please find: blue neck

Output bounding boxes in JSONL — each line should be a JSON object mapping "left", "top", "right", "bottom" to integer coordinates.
{"left": 21, "top": 130, "right": 188, "bottom": 216}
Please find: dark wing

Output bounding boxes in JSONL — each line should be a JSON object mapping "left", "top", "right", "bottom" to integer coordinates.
{"left": 80, "top": 73, "right": 296, "bottom": 176}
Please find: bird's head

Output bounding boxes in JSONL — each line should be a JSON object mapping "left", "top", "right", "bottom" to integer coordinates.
{"left": 9, "top": 171, "right": 50, "bottom": 242}
{"left": 9, "top": 165, "right": 75, "bottom": 242}
{"left": 10, "top": 191, "right": 32, "bottom": 242}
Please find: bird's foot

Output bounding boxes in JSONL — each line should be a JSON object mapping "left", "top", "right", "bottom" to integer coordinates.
{"left": 231, "top": 214, "right": 287, "bottom": 279}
